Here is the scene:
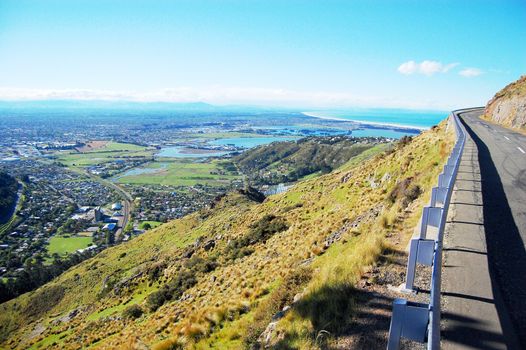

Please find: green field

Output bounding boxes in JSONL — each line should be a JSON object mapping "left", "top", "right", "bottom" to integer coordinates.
{"left": 138, "top": 221, "right": 163, "bottom": 230}
{"left": 47, "top": 236, "right": 93, "bottom": 255}
{"left": 56, "top": 149, "right": 154, "bottom": 167}
{"left": 114, "top": 160, "right": 240, "bottom": 186}
{"left": 85, "top": 142, "right": 148, "bottom": 152}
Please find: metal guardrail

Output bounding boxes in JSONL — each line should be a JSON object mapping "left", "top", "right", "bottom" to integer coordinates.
{"left": 387, "top": 110, "right": 467, "bottom": 350}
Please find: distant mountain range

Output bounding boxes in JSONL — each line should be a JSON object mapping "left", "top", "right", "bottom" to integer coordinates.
{"left": 0, "top": 99, "right": 292, "bottom": 113}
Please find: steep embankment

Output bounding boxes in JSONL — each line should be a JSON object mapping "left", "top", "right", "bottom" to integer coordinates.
{"left": 0, "top": 172, "right": 18, "bottom": 223}
{"left": 483, "top": 75, "right": 526, "bottom": 131}
{"left": 0, "top": 122, "right": 453, "bottom": 350}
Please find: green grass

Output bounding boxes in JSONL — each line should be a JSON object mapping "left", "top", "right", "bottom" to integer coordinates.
{"left": 55, "top": 142, "right": 153, "bottom": 168}
{"left": 28, "top": 329, "right": 73, "bottom": 350}
{"left": 47, "top": 236, "right": 93, "bottom": 256}
{"left": 115, "top": 160, "right": 240, "bottom": 186}
{"left": 139, "top": 221, "right": 163, "bottom": 230}
{"left": 86, "top": 296, "right": 141, "bottom": 321}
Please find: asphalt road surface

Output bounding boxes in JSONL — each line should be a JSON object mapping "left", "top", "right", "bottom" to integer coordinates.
{"left": 442, "top": 108, "right": 526, "bottom": 349}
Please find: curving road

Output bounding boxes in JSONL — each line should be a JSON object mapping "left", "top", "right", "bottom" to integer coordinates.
{"left": 442, "top": 108, "right": 526, "bottom": 349}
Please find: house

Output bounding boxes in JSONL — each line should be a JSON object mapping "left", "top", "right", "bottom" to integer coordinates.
{"left": 103, "top": 223, "right": 117, "bottom": 231}
{"left": 93, "top": 206, "right": 104, "bottom": 222}
{"left": 111, "top": 202, "right": 123, "bottom": 210}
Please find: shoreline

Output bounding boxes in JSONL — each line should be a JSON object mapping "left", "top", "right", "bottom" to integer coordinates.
{"left": 302, "top": 112, "right": 430, "bottom": 131}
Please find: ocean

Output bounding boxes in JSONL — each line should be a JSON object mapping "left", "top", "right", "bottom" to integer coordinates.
{"left": 303, "top": 108, "right": 448, "bottom": 130}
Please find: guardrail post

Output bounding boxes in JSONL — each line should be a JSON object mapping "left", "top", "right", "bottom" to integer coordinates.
{"left": 387, "top": 299, "right": 406, "bottom": 350}
{"left": 430, "top": 187, "right": 448, "bottom": 207}
{"left": 404, "top": 238, "right": 436, "bottom": 290}
{"left": 419, "top": 206, "right": 443, "bottom": 239}
{"left": 405, "top": 239, "right": 419, "bottom": 291}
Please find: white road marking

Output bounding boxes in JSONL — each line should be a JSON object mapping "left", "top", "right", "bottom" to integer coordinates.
{"left": 504, "top": 136, "right": 510, "bottom": 141}
{"left": 518, "top": 147, "right": 526, "bottom": 154}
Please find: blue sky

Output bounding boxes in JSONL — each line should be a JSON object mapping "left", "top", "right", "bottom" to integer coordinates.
{"left": 0, "top": 0, "right": 525, "bottom": 109}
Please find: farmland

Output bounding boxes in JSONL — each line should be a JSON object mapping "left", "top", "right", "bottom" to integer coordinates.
{"left": 55, "top": 142, "right": 154, "bottom": 168}
{"left": 114, "top": 159, "right": 240, "bottom": 186}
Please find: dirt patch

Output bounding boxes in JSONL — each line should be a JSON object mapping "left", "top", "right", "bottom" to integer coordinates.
{"left": 76, "top": 140, "right": 109, "bottom": 152}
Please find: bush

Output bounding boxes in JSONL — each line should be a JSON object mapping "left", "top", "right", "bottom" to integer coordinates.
{"left": 184, "top": 256, "right": 218, "bottom": 273}
{"left": 398, "top": 136, "right": 413, "bottom": 147}
{"left": 226, "top": 215, "right": 288, "bottom": 260}
{"left": 122, "top": 304, "right": 143, "bottom": 319}
{"left": 403, "top": 185, "right": 422, "bottom": 206}
{"left": 146, "top": 269, "right": 198, "bottom": 311}
{"left": 146, "top": 289, "right": 170, "bottom": 312}
{"left": 147, "top": 262, "right": 167, "bottom": 281}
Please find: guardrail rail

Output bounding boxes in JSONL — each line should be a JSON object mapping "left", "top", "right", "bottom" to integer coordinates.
{"left": 386, "top": 110, "right": 468, "bottom": 350}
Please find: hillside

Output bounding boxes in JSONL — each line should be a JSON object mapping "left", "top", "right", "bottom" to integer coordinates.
{"left": 483, "top": 75, "right": 526, "bottom": 131}
{"left": 0, "top": 122, "right": 453, "bottom": 349}
{"left": 234, "top": 136, "right": 388, "bottom": 186}
{"left": 0, "top": 172, "right": 18, "bottom": 223}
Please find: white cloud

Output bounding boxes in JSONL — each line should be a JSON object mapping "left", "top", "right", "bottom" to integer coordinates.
{"left": 398, "top": 60, "right": 459, "bottom": 76}
{"left": 459, "top": 68, "right": 482, "bottom": 77}
{"left": 398, "top": 60, "right": 418, "bottom": 75}
{"left": 0, "top": 86, "right": 450, "bottom": 109}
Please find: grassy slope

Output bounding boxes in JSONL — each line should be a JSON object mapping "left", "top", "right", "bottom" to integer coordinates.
{"left": 0, "top": 122, "right": 453, "bottom": 350}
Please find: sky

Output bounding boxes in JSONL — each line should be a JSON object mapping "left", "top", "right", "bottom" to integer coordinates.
{"left": 0, "top": 0, "right": 525, "bottom": 110}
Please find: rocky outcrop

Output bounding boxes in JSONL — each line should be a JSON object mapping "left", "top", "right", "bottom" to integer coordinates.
{"left": 484, "top": 75, "right": 526, "bottom": 131}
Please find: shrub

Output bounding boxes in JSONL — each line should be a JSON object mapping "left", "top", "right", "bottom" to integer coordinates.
{"left": 184, "top": 256, "right": 218, "bottom": 273}
{"left": 122, "top": 304, "right": 143, "bottom": 319}
{"left": 169, "top": 269, "right": 198, "bottom": 296}
{"left": 147, "top": 262, "right": 167, "bottom": 281}
{"left": 147, "top": 289, "right": 170, "bottom": 312}
{"left": 226, "top": 215, "right": 288, "bottom": 260}
{"left": 403, "top": 185, "right": 422, "bottom": 206}
{"left": 388, "top": 177, "right": 418, "bottom": 207}
{"left": 398, "top": 136, "right": 413, "bottom": 147}
{"left": 146, "top": 269, "right": 198, "bottom": 311}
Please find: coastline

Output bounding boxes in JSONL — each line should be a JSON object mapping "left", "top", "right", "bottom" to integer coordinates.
{"left": 302, "top": 111, "right": 430, "bottom": 131}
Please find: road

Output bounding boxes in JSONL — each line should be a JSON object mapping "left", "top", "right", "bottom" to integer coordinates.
{"left": 441, "top": 108, "right": 526, "bottom": 349}
{"left": 66, "top": 166, "right": 134, "bottom": 238}
{"left": 85, "top": 172, "right": 134, "bottom": 238}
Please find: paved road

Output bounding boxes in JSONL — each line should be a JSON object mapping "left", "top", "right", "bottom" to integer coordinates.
{"left": 68, "top": 166, "right": 134, "bottom": 238}
{"left": 442, "top": 108, "right": 526, "bottom": 349}
{"left": 85, "top": 173, "right": 134, "bottom": 238}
